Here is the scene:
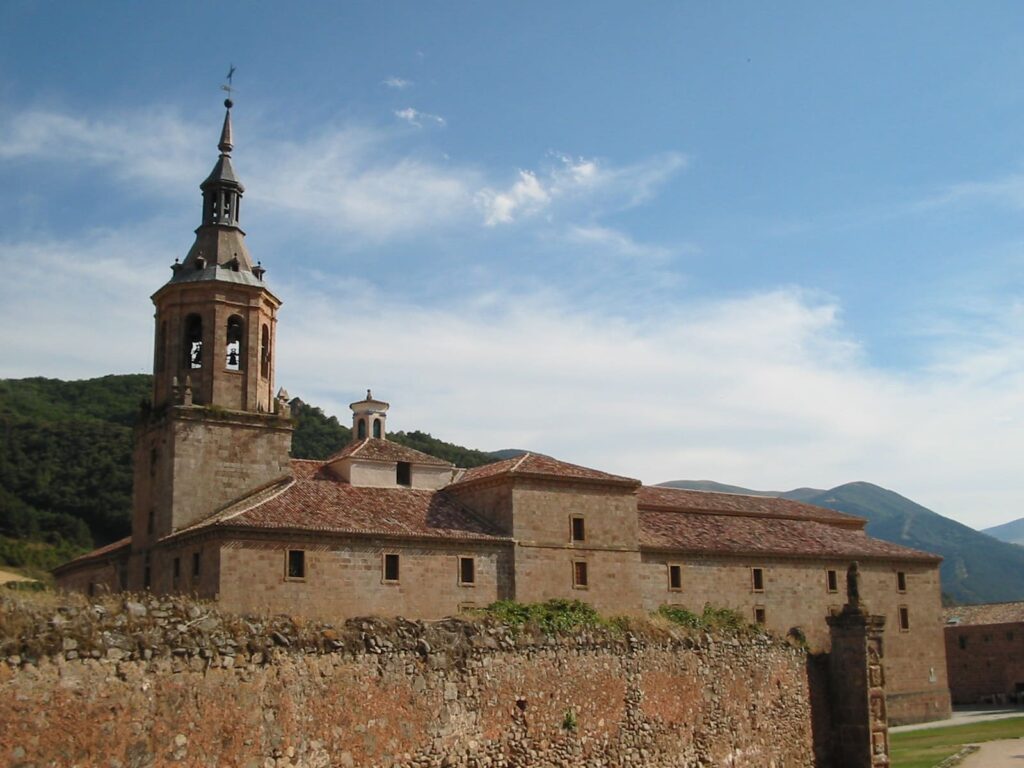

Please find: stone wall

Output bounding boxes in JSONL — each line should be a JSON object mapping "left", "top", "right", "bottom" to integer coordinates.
{"left": 0, "top": 593, "right": 814, "bottom": 768}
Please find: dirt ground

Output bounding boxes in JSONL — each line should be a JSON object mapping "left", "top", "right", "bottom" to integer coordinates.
{"left": 0, "top": 569, "right": 34, "bottom": 585}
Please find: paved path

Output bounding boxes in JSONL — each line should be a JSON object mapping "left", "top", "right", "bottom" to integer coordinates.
{"left": 958, "top": 738, "right": 1024, "bottom": 768}
{"left": 891, "top": 706, "right": 1024, "bottom": 733}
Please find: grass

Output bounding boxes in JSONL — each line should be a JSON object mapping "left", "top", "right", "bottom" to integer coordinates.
{"left": 890, "top": 715, "right": 1024, "bottom": 768}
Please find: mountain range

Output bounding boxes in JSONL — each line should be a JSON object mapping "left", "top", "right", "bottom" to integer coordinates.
{"left": 659, "top": 480, "right": 1024, "bottom": 605}
{"left": 3, "top": 374, "right": 1023, "bottom": 604}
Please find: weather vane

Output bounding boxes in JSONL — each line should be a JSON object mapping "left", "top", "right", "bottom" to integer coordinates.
{"left": 221, "top": 64, "right": 236, "bottom": 104}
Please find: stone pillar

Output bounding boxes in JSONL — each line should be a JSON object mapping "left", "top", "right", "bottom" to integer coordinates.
{"left": 826, "top": 562, "right": 890, "bottom": 768}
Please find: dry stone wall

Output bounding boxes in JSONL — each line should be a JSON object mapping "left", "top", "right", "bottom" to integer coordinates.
{"left": 0, "top": 593, "right": 815, "bottom": 768}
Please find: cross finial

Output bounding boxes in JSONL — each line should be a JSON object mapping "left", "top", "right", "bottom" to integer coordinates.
{"left": 220, "top": 64, "right": 237, "bottom": 104}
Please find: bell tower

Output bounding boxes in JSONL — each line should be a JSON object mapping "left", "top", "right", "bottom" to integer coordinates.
{"left": 129, "top": 97, "right": 293, "bottom": 590}
{"left": 150, "top": 98, "right": 279, "bottom": 413}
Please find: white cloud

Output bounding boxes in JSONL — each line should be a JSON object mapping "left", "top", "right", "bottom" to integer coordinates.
{"left": 383, "top": 77, "right": 413, "bottom": 90}
{"left": 477, "top": 152, "right": 687, "bottom": 226}
{"left": 479, "top": 170, "right": 550, "bottom": 225}
{"left": 393, "top": 108, "right": 446, "bottom": 128}
{"left": 7, "top": 231, "right": 1022, "bottom": 530}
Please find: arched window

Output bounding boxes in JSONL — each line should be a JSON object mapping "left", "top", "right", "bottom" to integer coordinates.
{"left": 357, "top": 418, "right": 367, "bottom": 440}
{"left": 156, "top": 321, "right": 167, "bottom": 372}
{"left": 184, "top": 314, "right": 203, "bottom": 369}
{"left": 260, "top": 324, "right": 270, "bottom": 378}
{"left": 372, "top": 419, "right": 382, "bottom": 439}
{"left": 225, "top": 315, "right": 244, "bottom": 371}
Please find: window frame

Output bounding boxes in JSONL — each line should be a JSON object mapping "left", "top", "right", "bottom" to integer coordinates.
{"left": 896, "top": 571, "right": 908, "bottom": 593}
{"left": 826, "top": 569, "right": 838, "bottom": 593}
{"left": 285, "top": 549, "right": 306, "bottom": 581}
{"left": 751, "top": 567, "right": 765, "bottom": 593}
{"left": 383, "top": 552, "right": 401, "bottom": 584}
{"left": 192, "top": 551, "right": 201, "bottom": 578}
{"left": 572, "top": 560, "right": 589, "bottom": 589}
{"left": 458, "top": 556, "right": 476, "bottom": 587}
{"left": 754, "top": 606, "right": 767, "bottom": 625}
{"left": 898, "top": 605, "right": 910, "bottom": 632}
{"left": 396, "top": 461, "right": 412, "bottom": 487}
{"left": 668, "top": 563, "right": 683, "bottom": 592}
{"left": 570, "top": 515, "right": 586, "bottom": 543}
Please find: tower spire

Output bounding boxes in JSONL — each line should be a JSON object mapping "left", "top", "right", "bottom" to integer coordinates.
{"left": 218, "top": 99, "right": 234, "bottom": 155}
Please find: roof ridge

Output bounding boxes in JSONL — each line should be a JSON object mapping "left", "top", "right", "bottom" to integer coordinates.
{"left": 510, "top": 452, "right": 531, "bottom": 473}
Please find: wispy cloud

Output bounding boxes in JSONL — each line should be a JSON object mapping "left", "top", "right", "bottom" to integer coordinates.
{"left": 477, "top": 152, "right": 687, "bottom": 226}
{"left": 4, "top": 232, "right": 1019, "bottom": 528}
{"left": 393, "top": 108, "right": 446, "bottom": 128}
{"left": 0, "top": 106, "right": 685, "bottom": 246}
{"left": 382, "top": 76, "right": 413, "bottom": 90}
{"left": 916, "top": 172, "right": 1024, "bottom": 211}
{"left": 0, "top": 108, "right": 205, "bottom": 187}
{"left": 564, "top": 224, "right": 674, "bottom": 262}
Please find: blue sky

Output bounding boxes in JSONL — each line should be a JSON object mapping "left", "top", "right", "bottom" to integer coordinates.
{"left": 2, "top": 2, "right": 1023, "bottom": 528}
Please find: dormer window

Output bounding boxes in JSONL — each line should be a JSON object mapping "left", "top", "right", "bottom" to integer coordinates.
{"left": 396, "top": 461, "right": 411, "bottom": 487}
{"left": 357, "top": 418, "right": 367, "bottom": 440}
{"left": 373, "top": 419, "right": 382, "bottom": 439}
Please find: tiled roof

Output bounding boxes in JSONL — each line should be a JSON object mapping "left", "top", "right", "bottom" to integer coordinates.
{"left": 172, "top": 467, "right": 507, "bottom": 543}
{"left": 452, "top": 453, "right": 640, "bottom": 487}
{"left": 52, "top": 535, "right": 132, "bottom": 573}
{"left": 944, "top": 602, "right": 1024, "bottom": 627}
{"left": 638, "top": 486, "right": 862, "bottom": 526}
{"left": 328, "top": 438, "right": 451, "bottom": 467}
{"left": 639, "top": 509, "right": 939, "bottom": 562}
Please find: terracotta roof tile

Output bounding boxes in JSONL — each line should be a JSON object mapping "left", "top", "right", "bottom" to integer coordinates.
{"left": 944, "top": 602, "right": 1024, "bottom": 626}
{"left": 638, "top": 486, "right": 862, "bottom": 525}
{"left": 328, "top": 438, "right": 451, "bottom": 467}
{"left": 453, "top": 452, "right": 639, "bottom": 487}
{"left": 53, "top": 535, "right": 132, "bottom": 573}
{"left": 175, "top": 471, "right": 506, "bottom": 542}
{"left": 639, "top": 510, "right": 938, "bottom": 562}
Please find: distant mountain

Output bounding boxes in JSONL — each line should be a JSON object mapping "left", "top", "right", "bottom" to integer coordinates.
{"left": 983, "top": 518, "right": 1024, "bottom": 547}
{"left": 660, "top": 479, "right": 1024, "bottom": 605}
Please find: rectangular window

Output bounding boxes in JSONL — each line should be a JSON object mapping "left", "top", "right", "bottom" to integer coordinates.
{"left": 396, "top": 462, "right": 412, "bottom": 487}
{"left": 958, "top": 635, "right": 967, "bottom": 650}
{"left": 192, "top": 552, "right": 201, "bottom": 578}
{"left": 286, "top": 550, "right": 306, "bottom": 580}
{"left": 754, "top": 606, "right": 767, "bottom": 625}
{"left": 172, "top": 557, "right": 181, "bottom": 580}
{"left": 570, "top": 516, "right": 585, "bottom": 542}
{"left": 668, "top": 564, "right": 682, "bottom": 591}
{"left": 826, "top": 569, "right": 838, "bottom": 593}
{"left": 899, "top": 606, "right": 910, "bottom": 631}
{"left": 573, "top": 561, "right": 589, "bottom": 589}
{"left": 751, "top": 567, "right": 765, "bottom": 592}
{"left": 383, "top": 553, "right": 400, "bottom": 583}
{"left": 897, "top": 571, "right": 907, "bottom": 592}
{"left": 459, "top": 556, "right": 476, "bottom": 586}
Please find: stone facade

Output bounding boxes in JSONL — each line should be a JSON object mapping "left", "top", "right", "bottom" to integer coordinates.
{"left": 53, "top": 100, "right": 954, "bottom": 728}
{"left": 944, "top": 602, "right": 1024, "bottom": 704}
